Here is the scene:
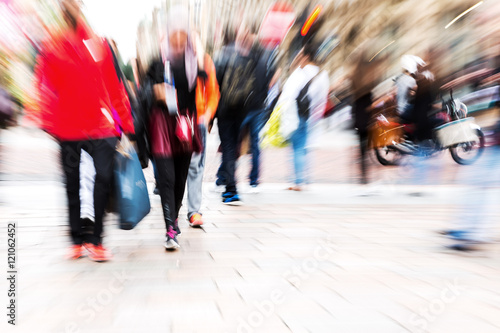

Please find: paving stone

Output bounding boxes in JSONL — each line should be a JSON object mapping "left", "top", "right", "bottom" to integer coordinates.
{"left": 2, "top": 125, "right": 500, "bottom": 332}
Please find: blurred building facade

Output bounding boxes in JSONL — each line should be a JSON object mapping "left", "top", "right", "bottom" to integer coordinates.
{"left": 134, "top": 0, "right": 499, "bottom": 84}
{"left": 2, "top": 0, "right": 499, "bottom": 106}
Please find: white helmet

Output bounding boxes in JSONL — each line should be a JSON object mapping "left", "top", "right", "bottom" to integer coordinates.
{"left": 401, "top": 55, "right": 426, "bottom": 74}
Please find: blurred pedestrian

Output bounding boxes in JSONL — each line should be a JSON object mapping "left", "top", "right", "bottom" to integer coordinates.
{"left": 240, "top": 43, "right": 278, "bottom": 192}
{"left": 0, "top": 58, "right": 14, "bottom": 129}
{"left": 280, "top": 40, "right": 329, "bottom": 191}
{"left": 350, "top": 42, "right": 385, "bottom": 185}
{"left": 144, "top": 6, "right": 203, "bottom": 250}
{"left": 413, "top": 60, "right": 438, "bottom": 143}
{"left": 212, "top": 27, "right": 237, "bottom": 192}
{"left": 33, "top": 0, "right": 135, "bottom": 261}
{"left": 0, "top": 84, "right": 14, "bottom": 129}
{"left": 215, "top": 23, "right": 259, "bottom": 205}
{"left": 186, "top": 35, "right": 220, "bottom": 227}
{"left": 444, "top": 146, "right": 500, "bottom": 251}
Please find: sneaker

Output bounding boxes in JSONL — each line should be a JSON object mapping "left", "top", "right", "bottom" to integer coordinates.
{"left": 189, "top": 213, "right": 204, "bottom": 227}
{"left": 212, "top": 182, "right": 226, "bottom": 193}
{"left": 165, "top": 227, "right": 180, "bottom": 250}
{"left": 66, "top": 245, "right": 84, "bottom": 260}
{"left": 439, "top": 229, "right": 468, "bottom": 239}
{"left": 84, "top": 243, "right": 112, "bottom": 262}
{"left": 249, "top": 184, "right": 260, "bottom": 194}
{"left": 447, "top": 243, "right": 478, "bottom": 252}
{"left": 287, "top": 185, "right": 303, "bottom": 191}
{"left": 222, "top": 191, "right": 235, "bottom": 198}
{"left": 222, "top": 193, "right": 243, "bottom": 206}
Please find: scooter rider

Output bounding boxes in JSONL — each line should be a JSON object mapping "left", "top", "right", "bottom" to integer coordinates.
{"left": 413, "top": 60, "right": 439, "bottom": 142}
{"left": 395, "top": 55, "right": 422, "bottom": 124}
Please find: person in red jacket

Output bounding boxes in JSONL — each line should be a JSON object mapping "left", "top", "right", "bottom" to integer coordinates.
{"left": 33, "top": 0, "right": 134, "bottom": 261}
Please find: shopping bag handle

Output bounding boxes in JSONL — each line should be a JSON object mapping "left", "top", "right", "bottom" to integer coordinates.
{"left": 116, "top": 134, "right": 133, "bottom": 159}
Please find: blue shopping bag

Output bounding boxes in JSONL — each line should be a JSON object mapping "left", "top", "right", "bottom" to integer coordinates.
{"left": 114, "top": 136, "right": 151, "bottom": 230}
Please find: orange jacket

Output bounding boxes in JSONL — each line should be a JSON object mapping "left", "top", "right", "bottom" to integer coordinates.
{"left": 195, "top": 54, "right": 219, "bottom": 124}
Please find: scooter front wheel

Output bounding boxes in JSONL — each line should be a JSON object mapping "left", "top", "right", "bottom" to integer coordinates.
{"left": 449, "top": 129, "right": 485, "bottom": 165}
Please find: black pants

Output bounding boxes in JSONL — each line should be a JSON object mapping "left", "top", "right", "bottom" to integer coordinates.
{"left": 60, "top": 137, "right": 118, "bottom": 245}
{"left": 353, "top": 93, "right": 372, "bottom": 185}
{"left": 399, "top": 104, "right": 415, "bottom": 124}
{"left": 218, "top": 116, "right": 244, "bottom": 194}
{"left": 155, "top": 154, "right": 192, "bottom": 231}
{"left": 357, "top": 131, "right": 369, "bottom": 185}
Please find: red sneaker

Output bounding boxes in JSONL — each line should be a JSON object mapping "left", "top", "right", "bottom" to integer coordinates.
{"left": 189, "top": 213, "right": 204, "bottom": 227}
{"left": 66, "top": 245, "right": 84, "bottom": 260}
{"left": 84, "top": 243, "right": 113, "bottom": 262}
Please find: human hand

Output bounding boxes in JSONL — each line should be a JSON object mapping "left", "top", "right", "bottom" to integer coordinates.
{"left": 153, "top": 83, "right": 166, "bottom": 104}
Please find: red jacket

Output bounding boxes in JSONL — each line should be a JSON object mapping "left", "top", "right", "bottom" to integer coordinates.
{"left": 34, "top": 21, "right": 134, "bottom": 141}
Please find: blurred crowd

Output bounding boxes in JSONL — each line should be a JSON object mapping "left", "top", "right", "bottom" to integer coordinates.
{"left": 1, "top": 0, "right": 500, "bottom": 256}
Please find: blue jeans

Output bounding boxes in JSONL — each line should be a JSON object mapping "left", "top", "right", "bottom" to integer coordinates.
{"left": 187, "top": 125, "right": 207, "bottom": 217}
{"left": 452, "top": 146, "right": 500, "bottom": 243}
{"left": 240, "top": 109, "right": 268, "bottom": 185}
{"left": 291, "top": 116, "right": 308, "bottom": 185}
{"left": 215, "top": 163, "right": 226, "bottom": 186}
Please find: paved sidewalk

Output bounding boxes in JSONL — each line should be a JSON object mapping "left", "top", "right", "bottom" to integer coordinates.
{"left": 1, "top": 126, "right": 500, "bottom": 333}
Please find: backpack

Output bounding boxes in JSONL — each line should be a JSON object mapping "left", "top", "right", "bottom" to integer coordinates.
{"left": 219, "top": 51, "right": 257, "bottom": 110}
{"left": 296, "top": 73, "right": 320, "bottom": 118}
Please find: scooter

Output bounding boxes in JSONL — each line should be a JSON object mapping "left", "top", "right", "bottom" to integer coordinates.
{"left": 371, "top": 91, "right": 485, "bottom": 166}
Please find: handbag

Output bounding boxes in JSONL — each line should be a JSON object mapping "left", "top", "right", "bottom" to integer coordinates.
{"left": 164, "top": 60, "right": 194, "bottom": 148}
{"left": 114, "top": 135, "right": 151, "bottom": 230}
{"left": 175, "top": 112, "right": 194, "bottom": 148}
{"left": 261, "top": 102, "right": 294, "bottom": 148}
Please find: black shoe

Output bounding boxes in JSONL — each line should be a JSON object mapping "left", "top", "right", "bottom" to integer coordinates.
{"left": 173, "top": 219, "right": 181, "bottom": 237}
{"left": 447, "top": 244, "right": 477, "bottom": 252}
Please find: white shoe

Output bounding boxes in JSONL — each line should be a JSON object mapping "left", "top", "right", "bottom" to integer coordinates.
{"left": 249, "top": 185, "right": 260, "bottom": 194}
{"left": 164, "top": 238, "right": 180, "bottom": 250}
{"left": 164, "top": 230, "right": 180, "bottom": 250}
{"left": 211, "top": 182, "right": 225, "bottom": 193}
{"left": 355, "top": 184, "right": 381, "bottom": 197}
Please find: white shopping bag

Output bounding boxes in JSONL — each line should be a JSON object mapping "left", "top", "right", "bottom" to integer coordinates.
{"left": 80, "top": 150, "right": 96, "bottom": 221}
